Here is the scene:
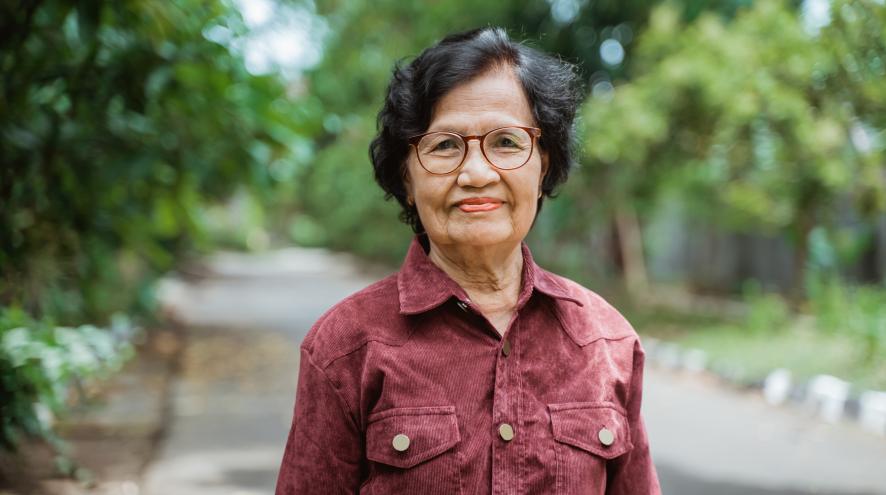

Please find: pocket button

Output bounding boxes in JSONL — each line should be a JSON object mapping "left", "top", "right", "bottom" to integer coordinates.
{"left": 598, "top": 428, "right": 615, "bottom": 446}
{"left": 392, "top": 433, "right": 411, "bottom": 452}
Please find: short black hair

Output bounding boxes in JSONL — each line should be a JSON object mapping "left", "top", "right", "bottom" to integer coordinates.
{"left": 369, "top": 27, "right": 585, "bottom": 234}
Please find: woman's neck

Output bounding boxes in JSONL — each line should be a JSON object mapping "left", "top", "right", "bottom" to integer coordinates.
{"left": 426, "top": 238, "right": 524, "bottom": 317}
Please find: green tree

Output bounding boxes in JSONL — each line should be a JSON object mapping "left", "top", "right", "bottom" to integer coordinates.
{"left": 579, "top": 0, "right": 886, "bottom": 295}
{"left": 1, "top": 0, "right": 303, "bottom": 451}
{"left": 292, "top": 0, "right": 747, "bottom": 264}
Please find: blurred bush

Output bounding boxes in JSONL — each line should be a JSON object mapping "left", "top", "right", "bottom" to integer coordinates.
{"left": 808, "top": 273, "right": 886, "bottom": 362}
{"left": 0, "top": 0, "right": 303, "bottom": 451}
{"left": 0, "top": 308, "right": 136, "bottom": 457}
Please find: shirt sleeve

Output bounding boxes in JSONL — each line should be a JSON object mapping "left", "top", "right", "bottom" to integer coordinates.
{"left": 605, "top": 340, "right": 662, "bottom": 495}
{"left": 275, "top": 347, "right": 364, "bottom": 494}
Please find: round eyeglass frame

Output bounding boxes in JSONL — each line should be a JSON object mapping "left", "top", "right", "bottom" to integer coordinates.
{"left": 407, "top": 126, "right": 542, "bottom": 175}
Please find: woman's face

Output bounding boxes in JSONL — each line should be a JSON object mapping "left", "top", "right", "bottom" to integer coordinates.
{"left": 404, "top": 67, "right": 548, "bottom": 251}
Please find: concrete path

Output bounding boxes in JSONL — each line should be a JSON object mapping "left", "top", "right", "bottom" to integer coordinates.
{"left": 143, "top": 248, "right": 378, "bottom": 495}
{"left": 645, "top": 371, "right": 886, "bottom": 494}
{"left": 143, "top": 247, "right": 886, "bottom": 495}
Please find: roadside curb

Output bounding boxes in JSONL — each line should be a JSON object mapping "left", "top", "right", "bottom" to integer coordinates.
{"left": 641, "top": 336, "right": 886, "bottom": 437}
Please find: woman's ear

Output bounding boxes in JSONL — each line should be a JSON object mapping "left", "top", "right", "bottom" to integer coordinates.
{"left": 539, "top": 151, "right": 550, "bottom": 197}
{"left": 402, "top": 165, "right": 414, "bottom": 204}
{"left": 541, "top": 151, "right": 550, "bottom": 179}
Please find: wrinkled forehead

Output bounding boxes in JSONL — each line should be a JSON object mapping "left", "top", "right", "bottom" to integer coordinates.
{"left": 426, "top": 65, "right": 535, "bottom": 134}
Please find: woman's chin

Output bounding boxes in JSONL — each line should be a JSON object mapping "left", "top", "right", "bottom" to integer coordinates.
{"left": 446, "top": 222, "right": 520, "bottom": 247}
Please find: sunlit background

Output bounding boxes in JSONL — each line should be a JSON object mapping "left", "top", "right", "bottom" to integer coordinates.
{"left": 2, "top": 0, "right": 885, "bottom": 494}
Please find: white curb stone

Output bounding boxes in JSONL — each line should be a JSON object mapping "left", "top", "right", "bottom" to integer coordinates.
{"left": 858, "top": 390, "right": 886, "bottom": 435}
{"left": 807, "top": 374, "right": 851, "bottom": 423}
{"left": 763, "top": 368, "right": 792, "bottom": 406}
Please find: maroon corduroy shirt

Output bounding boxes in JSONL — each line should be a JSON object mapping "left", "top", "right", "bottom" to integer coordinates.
{"left": 275, "top": 234, "right": 661, "bottom": 494}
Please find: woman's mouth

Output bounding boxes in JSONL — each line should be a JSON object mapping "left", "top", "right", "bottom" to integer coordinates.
{"left": 457, "top": 198, "right": 503, "bottom": 212}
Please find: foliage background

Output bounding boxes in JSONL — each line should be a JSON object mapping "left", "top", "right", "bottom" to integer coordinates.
{"left": 1, "top": 0, "right": 304, "bottom": 451}
{"left": 2, "top": 0, "right": 885, "bottom": 453}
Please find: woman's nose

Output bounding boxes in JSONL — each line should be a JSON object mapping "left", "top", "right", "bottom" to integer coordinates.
{"left": 457, "top": 141, "right": 500, "bottom": 188}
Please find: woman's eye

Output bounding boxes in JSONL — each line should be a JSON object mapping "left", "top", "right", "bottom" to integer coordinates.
{"left": 494, "top": 136, "right": 522, "bottom": 148}
{"left": 432, "top": 139, "right": 457, "bottom": 151}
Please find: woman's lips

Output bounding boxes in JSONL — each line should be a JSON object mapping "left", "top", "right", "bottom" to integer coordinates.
{"left": 457, "top": 198, "right": 503, "bottom": 212}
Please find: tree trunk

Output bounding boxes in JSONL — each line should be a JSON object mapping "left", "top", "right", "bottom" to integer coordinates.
{"left": 790, "top": 213, "right": 814, "bottom": 304}
{"left": 614, "top": 202, "right": 649, "bottom": 297}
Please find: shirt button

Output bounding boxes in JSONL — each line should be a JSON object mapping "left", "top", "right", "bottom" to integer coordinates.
{"left": 498, "top": 423, "right": 515, "bottom": 441}
{"left": 598, "top": 428, "right": 615, "bottom": 446}
{"left": 392, "top": 433, "right": 410, "bottom": 452}
{"left": 501, "top": 339, "right": 511, "bottom": 356}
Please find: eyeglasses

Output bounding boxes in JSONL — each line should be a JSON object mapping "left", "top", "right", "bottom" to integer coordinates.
{"left": 408, "top": 126, "right": 541, "bottom": 175}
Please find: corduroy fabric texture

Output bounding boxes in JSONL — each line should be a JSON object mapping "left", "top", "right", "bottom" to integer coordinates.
{"left": 275, "top": 234, "right": 661, "bottom": 494}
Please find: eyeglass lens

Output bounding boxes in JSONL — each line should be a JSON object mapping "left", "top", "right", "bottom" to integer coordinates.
{"left": 416, "top": 127, "right": 533, "bottom": 174}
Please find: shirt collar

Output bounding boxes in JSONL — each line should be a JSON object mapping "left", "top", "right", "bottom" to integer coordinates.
{"left": 397, "top": 234, "right": 584, "bottom": 315}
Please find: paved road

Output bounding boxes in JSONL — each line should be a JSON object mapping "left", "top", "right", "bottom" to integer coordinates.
{"left": 144, "top": 248, "right": 886, "bottom": 495}
{"left": 645, "top": 371, "right": 886, "bottom": 495}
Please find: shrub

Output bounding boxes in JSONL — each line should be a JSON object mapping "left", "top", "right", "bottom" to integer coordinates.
{"left": 0, "top": 308, "right": 137, "bottom": 451}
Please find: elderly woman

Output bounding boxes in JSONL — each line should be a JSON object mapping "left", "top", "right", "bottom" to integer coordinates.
{"left": 276, "top": 27, "right": 661, "bottom": 494}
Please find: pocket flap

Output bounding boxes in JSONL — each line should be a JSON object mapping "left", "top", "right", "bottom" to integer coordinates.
{"left": 366, "top": 406, "right": 460, "bottom": 469}
{"left": 548, "top": 402, "right": 633, "bottom": 459}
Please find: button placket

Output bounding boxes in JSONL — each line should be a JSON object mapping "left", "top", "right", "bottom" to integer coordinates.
{"left": 498, "top": 423, "right": 514, "bottom": 441}
{"left": 491, "top": 317, "right": 523, "bottom": 494}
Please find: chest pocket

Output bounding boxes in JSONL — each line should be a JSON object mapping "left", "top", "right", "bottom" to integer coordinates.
{"left": 548, "top": 402, "right": 633, "bottom": 495}
{"left": 363, "top": 405, "right": 463, "bottom": 495}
